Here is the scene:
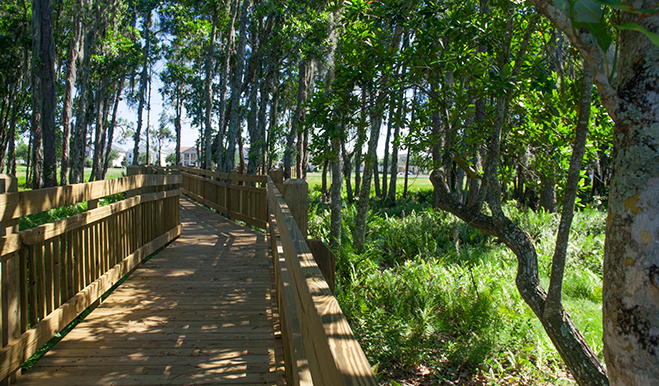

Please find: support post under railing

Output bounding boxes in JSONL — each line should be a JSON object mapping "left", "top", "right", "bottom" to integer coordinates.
{"left": 282, "top": 179, "right": 308, "bottom": 239}
{"left": 0, "top": 173, "right": 19, "bottom": 386}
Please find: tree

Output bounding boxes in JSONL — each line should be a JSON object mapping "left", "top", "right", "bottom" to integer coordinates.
{"left": 154, "top": 112, "right": 174, "bottom": 166}
{"left": 30, "top": 0, "right": 57, "bottom": 188}
{"left": 529, "top": 1, "right": 659, "bottom": 384}
{"left": 15, "top": 141, "right": 29, "bottom": 164}
{"left": 165, "top": 152, "right": 176, "bottom": 165}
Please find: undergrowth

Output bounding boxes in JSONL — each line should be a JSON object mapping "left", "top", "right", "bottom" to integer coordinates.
{"left": 308, "top": 189, "right": 604, "bottom": 385}
{"left": 19, "top": 193, "right": 125, "bottom": 231}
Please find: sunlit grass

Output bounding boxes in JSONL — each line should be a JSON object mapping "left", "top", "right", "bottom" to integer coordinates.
{"left": 308, "top": 189, "right": 604, "bottom": 385}
{"left": 14, "top": 165, "right": 126, "bottom": 190}
{"left": 305, "top": 171, "right": 433, "bottom": 196}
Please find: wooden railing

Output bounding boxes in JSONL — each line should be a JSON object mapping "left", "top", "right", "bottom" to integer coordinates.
{"left": 267, "top": 176, "right": 377, "bottom": 386}
{"left": 0, "top": 174, "right": 182, "bottom": 381}
{"left": 179, "top": 166, "right": 267, "bottom": 228}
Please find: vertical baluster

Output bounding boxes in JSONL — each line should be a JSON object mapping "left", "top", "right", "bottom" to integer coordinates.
{"left": 136, "top": 203, "right": 143, "bottom": 249}
{"left": 84, "top": 226, "right": 91, "bottom": 288}
{"left": 53, "top": 236, "right": 61, "bottom": 309}
{"left": 19, "top": 248, "right": 27, "bottom": 333}
{"left": 66, "top": 231, "right": 74, "bottom": 300}
{"left": 28, "top": 246, "right": 37, "bottom": 327}
{"left": 45, "top": 240, "right": 54, "bottom": 315}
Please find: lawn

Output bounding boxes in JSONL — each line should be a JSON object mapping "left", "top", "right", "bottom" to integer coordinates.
{"left": 14, "top": 165, "right": 126, "bottom": 190}
{"left": 305, "top": 171, "right": 433, "bottom": 195}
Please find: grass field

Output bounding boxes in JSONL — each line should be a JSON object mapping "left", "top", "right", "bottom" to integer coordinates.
{"left": 14, "top": 165, "right": 126, "bottom": 189}
{"left": 305, "top": 171, "right": 433, "bottom": 196}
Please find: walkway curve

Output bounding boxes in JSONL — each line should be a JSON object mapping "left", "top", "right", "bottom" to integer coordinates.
{"left": 15, "top": 197, "right": 280, "bottom": 385}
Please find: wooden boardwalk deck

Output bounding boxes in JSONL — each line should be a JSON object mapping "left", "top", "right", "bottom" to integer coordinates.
{"left": 15, "top": 197, "right": 281, "bottom": 386}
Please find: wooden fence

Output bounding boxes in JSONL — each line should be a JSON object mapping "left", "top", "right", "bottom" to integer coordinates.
{"left": 179, "top": 166, "right": 268, "bottom": 228}
{"left": 267, "top": 176, "right": 377, "bottom": 386}
{"left": 0, "top": 174, "right": 182, "bottom": 382}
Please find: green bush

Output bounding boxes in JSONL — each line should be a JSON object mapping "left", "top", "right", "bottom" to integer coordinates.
{"left": 310, "top": 189, "right": 604, "bottom": 384}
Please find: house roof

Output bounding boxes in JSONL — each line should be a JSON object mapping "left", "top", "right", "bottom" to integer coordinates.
{"left": 181, "top": 146, "right": 196, "bottom": 154}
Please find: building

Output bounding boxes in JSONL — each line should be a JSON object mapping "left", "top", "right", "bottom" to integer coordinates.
{"left": 181, "top": 146, "right": 198, "bottom": 167}
{"left": 397, "top": 154, "right": 420, "bottom": 175}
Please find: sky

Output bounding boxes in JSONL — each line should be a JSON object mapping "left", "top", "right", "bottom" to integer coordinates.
{"left": 114, "top": 64, "right": 198, "bottom": 154}
{"left": 113, "top": 61, "right": 403, "bottom": 158}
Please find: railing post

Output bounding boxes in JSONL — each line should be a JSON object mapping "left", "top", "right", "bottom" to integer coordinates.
{"left": 126, "top": 165, "right": 146, "bottom": 197}
{"left": 270, "top": 168, "right": 284, "bottom": 194}
{"left": 282, "top": 179, "right": 308, "bottom": 239}
{"left": 0, "top": 175, "right": 18, "bottom": 236}
{"left": 0, "top": 174, "right": 21, "bottom": 384}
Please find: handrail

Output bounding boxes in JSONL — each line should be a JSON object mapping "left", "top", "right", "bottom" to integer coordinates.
{"left": 179, "top": 166, "right": 267, "bottom": 228}
{"left": 0, "top": 175, "right": 182, "bottom": 381}
{"left": 267, "top": 176, "right": 377, "bottom": 386}
{"left": 0, "top": 174, "right": 180, "bottom": 222}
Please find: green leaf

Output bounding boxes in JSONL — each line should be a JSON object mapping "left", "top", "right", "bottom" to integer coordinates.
{"left": 553, "top": 0, "right": 569, "bottom": 10}
{"left": 573, "top": 0, "right": 603, "bottom": 24}
{"left": 575, "top": 21, "right": 613, "bottom": 53}
{"left": 616, "top": 22, "right": 659, "bottom": 47}
{"left": 590, "top": 0, "right": 659, "bottom": 15}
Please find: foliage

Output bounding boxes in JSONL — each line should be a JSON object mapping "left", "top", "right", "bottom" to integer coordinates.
{"left": 309, "top": 190, "right": 605, "bottom": 385}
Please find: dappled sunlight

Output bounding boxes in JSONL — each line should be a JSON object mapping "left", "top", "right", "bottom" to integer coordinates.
{"left": 15, "top": 197, "right": 278, "bottom": 386}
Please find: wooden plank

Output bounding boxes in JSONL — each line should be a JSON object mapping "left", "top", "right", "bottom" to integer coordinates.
{"left": 183, "top": 172, "right": 265, "bottom": 194}
{"left": 73, "top": 228, "right": 80, "bottom": 295}
{"left": 228, "top": 210, "right": 268, "bottom": 229}
{"left": 36, "top": 242, "right": 46, "bottom": 321}
{"left": 2, "top": 253, "right": 20, "bottom": 348}
{"left": 45, "top": 240, "right": 54, "bottom": 315}
{"left": 0, "top": 175, "right": 182, "bottom": 223}
{"left": 19, "top": 248, "right": 27, "bottom": 334}
{"left": 181, "top": 189, "right": 267, "bottom": 229}
{"left": 12, "top": 198, "right": 277, "bottom": 385}
{"left": 0, "top": 190, "right": 182, "bottom": 259}
{"left": 269, "top": 211, "right": 313, "bottom": 386}
{"left": 65, "top": 231, "right": 74, "bottom": 301}
{"left": 267, "top": 179, "right": 377, "bottom": 386}
{"left": 83, "top": 227, "right": 91, "bottom": 289}
{"left": 53, "top": 237, "right": 61, "bottom": 310}
{"left": 28, "top": 246, "right": 37, "bottom": 327}
{"left": 0, "top": 224, "right": 182, "bottom": 380}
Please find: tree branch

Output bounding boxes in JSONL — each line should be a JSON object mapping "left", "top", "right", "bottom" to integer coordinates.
{"left": 528, "top": 0, "right": 619, "bottom": 121}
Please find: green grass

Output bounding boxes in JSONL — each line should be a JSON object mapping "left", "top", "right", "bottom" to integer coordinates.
{"left": 308, "top": 190, "right": 604, "bottom": 385}
{"left": 305, "top": 171, "right": 434, "bottom": 196}
{"left": 14, "top": 165, "right": 126, "bottom": 190}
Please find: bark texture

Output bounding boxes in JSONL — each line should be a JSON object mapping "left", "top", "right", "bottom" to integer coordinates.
{"left": 224, "top": 0, "right": 250, "bottom": 173}
{"left": 602, "top": 10, "right": 659, "bottom": 386}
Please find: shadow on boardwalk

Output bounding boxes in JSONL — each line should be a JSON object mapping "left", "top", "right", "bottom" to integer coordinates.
{"left": 16, "top": 197, "right": 279, "bottom": 386}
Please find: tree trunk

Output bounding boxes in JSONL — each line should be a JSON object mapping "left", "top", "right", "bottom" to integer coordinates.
{"left": 387, "top": 92, "right": 403, "bottom": 202}
{"left": 203, "top": 8, "right": 218, "bottom": 169}
{"left": 214, "top": 0, "right": 238, "bottom": 171}
{"left": 71, "top": 22, "right": 96, "bottom": 183}
{"left": 373, "top": 155, "right": 380, "bottom": 197}
{"left": 133, "top": 10, "right": 151, "bottom": 166}
{"left": 321, "top": 159, "right": 328, "bottom": 201}
{"left": 31, "top": 0, "right": 56, "bottom": 188}
{"left": 353, "top": 90, "right": 382, "bottom": 251}
{"left": 342, "top": 138, "right": 353, "bottom": 203}
{"left": 539, "top": 173, "right": 557, "bottom": 213}
{"left": 175, "top": 91, "right": 182, "bottom": 165}
{"left": 266, "top": 72, "right": 279, "bottom": 172}
{"left": 382, "top": 96, "right": 393, "bottom": 199}
{"left": 103, "top": 78, "right": 124, "bottom": 178}
{"left": 329, "top": 138, "right": 342, "bottom": 249}
{"left": 601, "top": 13, "right": 659, "bottom": 386}
{"left": 224, "top": 0, "right": 249, "bottom": 173}
{"left": 60, "top": 1, "right": 82, "bottom": 186}
{"left": 285, "top": 58, "right": 314, "bottom": 179}
{"left": 91, "top": 77, "right": 109, "bottom": 181}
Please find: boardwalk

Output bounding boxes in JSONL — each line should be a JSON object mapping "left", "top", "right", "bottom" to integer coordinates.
{"left": 15, "top": 197, "right": 280, "bottom": 386}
